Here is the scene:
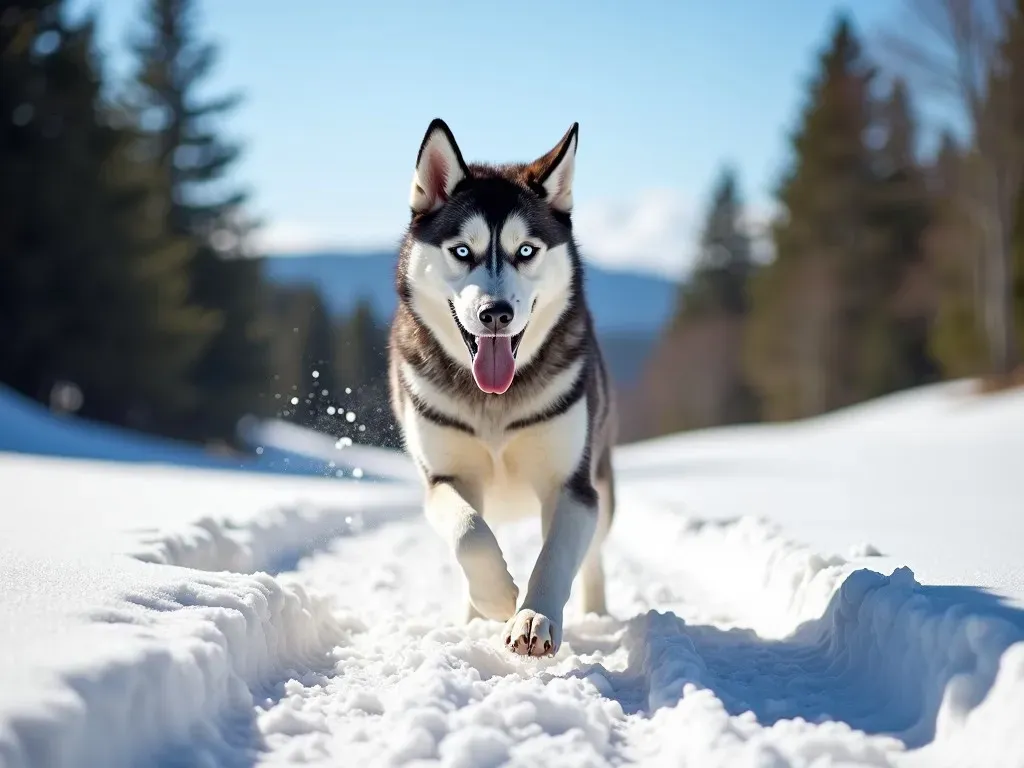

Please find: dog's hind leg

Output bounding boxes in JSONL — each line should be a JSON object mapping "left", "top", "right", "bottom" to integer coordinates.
{"left": 424, "top": 477, "right": 519, "bottom": 623}
{"left": 579, "top": 446, "right": 614, "bottom": 616}
{"left": 579, "top": 476, "right": 612, "bottom": 616}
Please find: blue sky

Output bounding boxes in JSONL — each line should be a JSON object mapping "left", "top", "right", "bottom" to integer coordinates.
{"left": 74, "top": 0, "right": 928, "bottom": 278}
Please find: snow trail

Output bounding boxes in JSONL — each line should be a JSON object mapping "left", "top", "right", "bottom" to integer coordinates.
{"left": 164, "top": 490, "right": 1023, "bottom": 768}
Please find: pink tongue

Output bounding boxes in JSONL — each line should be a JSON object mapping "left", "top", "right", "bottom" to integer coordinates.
{"left": 472, "top": 336, "right": 516, "bottom": 394}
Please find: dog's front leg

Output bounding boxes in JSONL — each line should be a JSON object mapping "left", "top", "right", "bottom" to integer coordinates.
{"left": 504, "top": 478, "right": 597, "bottom": 656}
{"left": 424, "top": 478, "right": 518, "bottom": 622}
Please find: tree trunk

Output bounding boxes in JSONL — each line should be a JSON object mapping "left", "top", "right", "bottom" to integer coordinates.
{"left": 979, "top": 156, "right": 1021, "bottom": 375}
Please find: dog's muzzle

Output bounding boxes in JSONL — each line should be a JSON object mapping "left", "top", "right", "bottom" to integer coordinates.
{"left": 449, "top": 301, "right": 525, "bottom": 394}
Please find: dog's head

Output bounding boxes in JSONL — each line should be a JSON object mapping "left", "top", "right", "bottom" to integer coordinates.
{"left": 399, "top": 118, "right": 581, "bottom": 395}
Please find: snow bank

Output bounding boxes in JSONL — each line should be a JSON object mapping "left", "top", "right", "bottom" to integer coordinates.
{"left": 130, "top": 482, "right": 419, "bottom": 574}
{"left": 0, "top": 559, "right": 343, "bottom": 768}
{"left": 621, "top": 569, "right": 1024, "bottom": 763}
{"left": 612, "top": 508, "right": 847, "bottom": 639}
{"left": 607, "top": 497, "right": 1024, "bottom": 764}
{"left": 0, "top": 452, "right": 419, "bottom": 768}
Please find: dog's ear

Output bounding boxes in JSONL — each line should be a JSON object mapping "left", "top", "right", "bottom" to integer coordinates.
{"left": 410, "top": 118, "right": 469, "bottom": 214}
{"left": 530, "top": 122, "right": 578, "bottom": 213}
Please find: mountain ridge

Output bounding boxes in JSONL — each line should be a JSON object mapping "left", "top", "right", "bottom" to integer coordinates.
{"left": 261, "top": 250, "right": 680, "bottom": 387}
{"left": 263, "top": 251, "right": 679, "bottom": 335}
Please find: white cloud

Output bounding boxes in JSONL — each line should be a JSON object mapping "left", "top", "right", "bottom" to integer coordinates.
{"left": 253, "top": 191, "right": 779, "bottom": 276}
{"left": 573, "top": 190, "right": 780, "bottom": 279}
{"left": 252, "top": 219, "right": 342, "bottom": 254}
{"left": 252, "top": 215, "right": 407, "bottom": 255}
{"left": 572, "top": 189, "right": 698, "bottom": 280}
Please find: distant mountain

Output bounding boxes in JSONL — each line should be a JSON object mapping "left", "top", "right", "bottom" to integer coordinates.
{"left": 263, "top": 251, "right": 679, "bottom": 335}
{"left": 262, "top": 251, "right": 680, "bottom": 387}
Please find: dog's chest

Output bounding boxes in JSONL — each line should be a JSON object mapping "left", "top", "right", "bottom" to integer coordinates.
{"left": 398, "top": 362, "right": 589, "bottom": 511}
{"left": 479, "top": 430, "right": 570, "bottom": 522}
{"left": 465, "top": 399, "right": 588, "bottom": 517}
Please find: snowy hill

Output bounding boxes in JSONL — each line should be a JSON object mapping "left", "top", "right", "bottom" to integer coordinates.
{"left": 1, "top": 381, "right": 1023, "bottom": 767}
{"left": 0, "top": 383, "right": 347, "bottom": 480}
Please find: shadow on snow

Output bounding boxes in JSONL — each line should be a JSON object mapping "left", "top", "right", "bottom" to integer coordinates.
{"left": 562, "top": 567, "right": 1024, "bottom": 750}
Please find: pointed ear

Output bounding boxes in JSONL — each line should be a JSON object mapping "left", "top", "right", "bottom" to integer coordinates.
{"left": 530, "top": 122, "right": 578, "bottom": 213}
{"left": 410, "top": 118, "right": 469, "bottom": 214}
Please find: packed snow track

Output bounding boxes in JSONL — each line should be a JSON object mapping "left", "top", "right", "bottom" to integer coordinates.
{"left": 199, "top": 502, "right": 1023, "bottom": 768}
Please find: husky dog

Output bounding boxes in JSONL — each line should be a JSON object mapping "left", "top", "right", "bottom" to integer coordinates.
{"left": 387, "top": 118, "right": 616, "bottom": 657}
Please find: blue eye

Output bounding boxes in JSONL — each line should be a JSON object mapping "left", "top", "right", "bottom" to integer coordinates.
{"left": 449, "top": 244, "right": 472, "bottom": 261}
{"left": 518, "top": 244, "right": 536, "bottom": 260}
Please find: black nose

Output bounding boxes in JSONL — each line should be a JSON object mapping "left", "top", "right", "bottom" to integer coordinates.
{"left": 478, "top": 300, "right": 514, "bottom": 332}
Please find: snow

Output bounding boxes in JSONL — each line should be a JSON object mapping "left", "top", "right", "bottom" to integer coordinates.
{"left": 0, "top": 453, "right": 420, "bottom": 767}
{"left": 1, "top": 380, "right": 1024, "bottom": 767}
{"left": 618, "top": 379, "right": 1024, "bottom": 606}
{"left": 0, "top": 383, "right": 345, "bottom": 480}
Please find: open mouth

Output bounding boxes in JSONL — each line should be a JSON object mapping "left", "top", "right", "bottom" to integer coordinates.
{"left": 448, "top": 302, "right": 525, "bottom": 361}
{"left": 449, "top": 301, "right": 525, "bottom": 395}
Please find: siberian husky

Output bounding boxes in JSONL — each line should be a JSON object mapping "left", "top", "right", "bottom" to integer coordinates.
{"left": 387, "top": 119, "right": 616, "bottom": 657}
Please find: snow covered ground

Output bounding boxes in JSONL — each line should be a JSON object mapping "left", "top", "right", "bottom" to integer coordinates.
{"left": 0, "top": 383, "right": 363, "bottom": 480}
{"left": 1, "top": 380, "right": 1023, "bottom": 767}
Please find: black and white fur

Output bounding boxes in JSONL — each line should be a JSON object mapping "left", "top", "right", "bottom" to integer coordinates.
{"left": 388, "top": 119, "right": 616, "bottom": 657}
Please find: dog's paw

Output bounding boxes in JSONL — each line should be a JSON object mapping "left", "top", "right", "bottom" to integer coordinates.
{"left": 503, "top": 609, "right": 560, "bottom": 657}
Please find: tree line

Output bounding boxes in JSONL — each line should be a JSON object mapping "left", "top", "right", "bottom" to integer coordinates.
{"left": 268, "top": 289, "right": 400, "bottom": 449}
{"left": 622, "top": 6, "right": 1024, "bottom": 440}
{"left": 6, "top": 1, "right": 1021, "bottom": 453}
{"left": 1, "top": 0, "right": 393, "bottom": 450}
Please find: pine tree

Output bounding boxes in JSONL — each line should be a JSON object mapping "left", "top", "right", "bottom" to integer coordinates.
{"left": 335, "top": 298, "right": 385, "bottom": 389}
{"left": 970, "top": 0, "right": 1024, "bottom": 375}
{"left": 1006, "top": 0, "right": 1024, "bottom": 367}
{"left": 926, "top": 136, "right": 991, "bottom": 376}
{"left": 129, "top": 0, "right": 245, "bottom": 236}
{"left": 635, "top": 166, "right": 760, "bottom": 433}
{"left": 128, "top": 0, "right": 271, "bottom": 444}
{"left": 296, "top": 293, "right": 335, "bottom": 431}
{"left": 1014, "top": 183, "right": 1024, "bottom": 366}
{"left": 744, "top": 16, "right": 878, "bottom": 419}
{"left": 332, "top": 298, "right": 397, "bottom": 446}
{"left": 884, "top": 0, "right": 1021, "bottom": 376}
{"left": 927, "top": 1, "right": 1024, "bottom": 379}
{"left": 0, "top": 2, "right": 214, "bottom": 427}
{"left": 673, "top": 166, "right": 753, "bottom": 323}
{"left": 264, "top": 285, "right": 336, "bottom": 431}
{"left": 861, "top": 78, "right": 937, "bottom": 395}
{"left": 99, "top": 113, "right": 219, "bottom": 430}
{"left": 266, "top": 284, "right": 313, "bottom": 414}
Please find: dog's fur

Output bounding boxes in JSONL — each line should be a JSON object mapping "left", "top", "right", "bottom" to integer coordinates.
{"left": 387, "top": 118, "right": 616, "bottom": 657}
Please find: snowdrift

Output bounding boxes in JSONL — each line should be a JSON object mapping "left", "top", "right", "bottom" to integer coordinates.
{"left": 0, "top": 381, "right": 1022, "bottom": 766}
